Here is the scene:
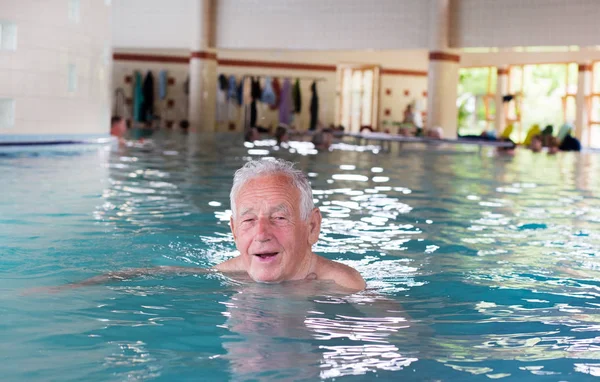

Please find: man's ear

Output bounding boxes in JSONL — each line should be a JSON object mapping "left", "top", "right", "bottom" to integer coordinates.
{"left": 308, "top": 208, "right": 322, "bottom": 245}
{"left": 230, "top": 216, "right": 236, "bottom": 241}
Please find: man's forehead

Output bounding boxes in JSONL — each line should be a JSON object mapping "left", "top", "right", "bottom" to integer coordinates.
{"left": 239, "top": 203, "right": 290, "bottom": 215}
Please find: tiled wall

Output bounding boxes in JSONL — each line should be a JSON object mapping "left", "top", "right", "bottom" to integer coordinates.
{"left": 111, "top": 0, "right": 432, "bottom": 51}
{"left": 451, "top": 0, "right": 600, "bottom": 48}
{"left": 112, "top": 49, "right": 429, "bottom": 132}
{"left": 112, "top": 0, "right": 194, "bottom": 49}
{"left": 0, "top": 0, "right": 111, "bottom": 140}
{"left": 215, "top": 0, "right": 432, "bottom": 50}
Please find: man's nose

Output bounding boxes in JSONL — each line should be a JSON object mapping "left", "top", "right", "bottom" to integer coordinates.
{"left": 255, "top": 217, "right": 272, "bottom": 242}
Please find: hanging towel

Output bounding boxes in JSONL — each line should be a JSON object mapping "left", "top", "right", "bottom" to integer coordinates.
{"left": 292, "top": 78, "right": 301, "bottom": 113}
{"left": 140, "top": 71, "right": 155, "bottom": 122}
{"left": 218, "top": 74, "right": 228, "bottom": 91}
{"left": 279, "top": 79, "right": 293, "bottom": 125}
{"left": 251, "top": 77, "right": 262, "bottom": 101}
{"left": 309, "top": 81, "right": 319, "bottom": 131}
{"left": 243, "top": 77, "right": 253, "bottom": 105}
{"left": 269, "top": 78, "right": 281, "bottom": 110}
{"left": 158, "top": 70, "right": 168, "bottom": 100}
{"left": 133, "top": 71, "right": 144, "bottom": 122}
{"left": 216, "top": 85, "right": 227, "bottom": 123}
{"left": 250, "top": 100, "right": 257, "bottom": 127}
{"left": 236, "top": 76, "right": 244, "bottom": 106}
{"left": 261, "top": 76, "right": 276, "bottom": 105}
{"left": 228, "top": 75, "right": 238, "bottom": 100}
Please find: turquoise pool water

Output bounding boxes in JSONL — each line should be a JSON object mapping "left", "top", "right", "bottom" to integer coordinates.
{"left": 2, "top": 132, "right": 600, "bottom": 381}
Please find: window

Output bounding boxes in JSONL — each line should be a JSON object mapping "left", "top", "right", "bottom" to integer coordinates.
{"left": 588, "top": 62, "right": 600, "bottom": 148}
{"left": 68, "top": 0, "right": 80, "bottom": 23}
{"left": 0, "top": 21, "right": 17, "bottom": 51}
{"left": 457, "top": 67, "right": 497, "bottom": 136}
{"left": 507, "top": 63, "right": 577, "bottom": 143}
{"left": 336, "top": 65, "right": 380, "bottom": 133}
{"left": 0, "top": 99, "right": 16, "bottom": 128}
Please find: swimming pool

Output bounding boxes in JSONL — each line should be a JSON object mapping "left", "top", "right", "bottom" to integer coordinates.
{"left": 2, "top": 132, "right": 600, "bottom": 381}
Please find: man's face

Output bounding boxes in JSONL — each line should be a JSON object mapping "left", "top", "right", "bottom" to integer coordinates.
{"left": 230, "top": 174, "right": 320, "bottom": 283}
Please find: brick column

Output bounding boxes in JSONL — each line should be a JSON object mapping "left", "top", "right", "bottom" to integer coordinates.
{"left": 575, "top": 63, "right": 592, "bottom": 146}
{"left": 494, "top": 66, "right": 509, "bottom": 135}
{"left": 426, "top": 0, "right": 460, "bottom": 138}
{"left": 189, "top": 0, "right": 217, "bottom": 132}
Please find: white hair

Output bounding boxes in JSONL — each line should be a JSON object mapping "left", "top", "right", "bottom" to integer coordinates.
{"left": 230, "top": 159, "right": 315, "bottom": 220}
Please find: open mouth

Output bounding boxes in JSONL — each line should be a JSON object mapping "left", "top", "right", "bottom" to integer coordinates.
{"left": 254, "top": 252, "right": 279, "bottom": 260}
{"left": 255, "top": 252, "right": 278, "bottom": 258}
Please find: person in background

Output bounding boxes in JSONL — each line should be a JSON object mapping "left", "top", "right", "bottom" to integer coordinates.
{"left": 548, "top": 137, "right": 560, "bottom": 155}
{"left": 541, "top": 125, "right": 554, "bottom": 147}
{"left": 245, "top": 127, "right": 260, "bottom": 143}
{"left": 529, "top": 135, "right": 543, "bottom": 153}
{"left": 110, "top": 116, "right": 127, "bottom": 145}
{"left": 556, "top": 124, "right": 581, "bottom": 152}
{"left": 274, "top": 125, "right": 289, "bottom": 146}
{"left": 401, "top": 103, "right": 423, "bottom": 136}
{"left": 311, "top": 128, "right": 333, "bottom": 150}
{"left": 425, "top": 126, "right": 444, "bottom": 140}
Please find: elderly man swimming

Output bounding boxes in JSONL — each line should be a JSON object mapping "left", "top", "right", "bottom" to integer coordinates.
{"left": 59, "top": 159, "right": 365, "bottom": 292}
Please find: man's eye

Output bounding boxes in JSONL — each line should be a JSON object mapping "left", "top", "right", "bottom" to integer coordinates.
{"left": 242, "top": 218, "right": 255, "bottom": 223}
{"left": 273, "top": 216, "right": 286, "bottom": 220}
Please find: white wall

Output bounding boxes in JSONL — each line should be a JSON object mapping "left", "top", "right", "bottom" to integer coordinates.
{"left": 451, "top": 0, "right": 600, "bottom": 48}
{"left": 0, "top": 0, "right": 112, "bottom": 141}
{"left": 111, "top": 0, "right": 194, "bottom": 49}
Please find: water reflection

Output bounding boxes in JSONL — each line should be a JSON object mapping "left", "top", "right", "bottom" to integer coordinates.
{"left": 220, "top": 281, "right": 419, "bottom": 380}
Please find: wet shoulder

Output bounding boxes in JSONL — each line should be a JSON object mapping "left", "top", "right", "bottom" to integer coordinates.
{"left": 317, "top": 256, "right": 366, "bottom": 292}
{"left": 214, "top": 256, "right": 246, "bottom": 273}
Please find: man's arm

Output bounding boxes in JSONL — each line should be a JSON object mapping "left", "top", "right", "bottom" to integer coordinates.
{"left": 25, "top": 266, "right": 211, "bottom": 294}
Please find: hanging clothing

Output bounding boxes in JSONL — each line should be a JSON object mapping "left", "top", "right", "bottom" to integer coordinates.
{"left": 227, "top": 75, "right": 238, "bottom": 100}
{"left": 261, "top": 76, "right": 276, "bottom": 105}
{"left": 292, "top": 78, "right": 301, "bottom": 113}
{"left": 158, "top": 70, "right": 168, "bottom": 100}
{"left": 218, "top": 74, "right": 228, "bottom": 91}
{"left": 269, "top": 78, "right": 281, "bottom": 110}
{"left": 216, "top": 83, "right": 228, "bottom": 123}
{"left": 309, "top": 81, "right": 319, "bottom": 131}
{"left": 279, "top": 79, "right": 293, "bottom": 125}
{"left": 236, "top": 76, "right": 244, "bottom": 106}
{"left": 251, "top": 77, "right": 262, "bottom": 100}
{"left": 133, "top": 71, "right": 144, "bottom": 122}
{"left": 140, "top": 71, "right": 155, "bottom": 122}
{"left": 250, "top": 100, "right": 257, "bottom": 127}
